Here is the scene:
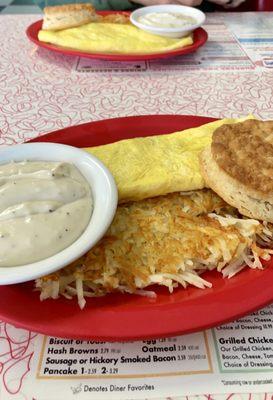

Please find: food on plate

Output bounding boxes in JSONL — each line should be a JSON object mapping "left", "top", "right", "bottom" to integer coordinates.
{"left": 137, "top": 12, "right": 197, "bottom": 29}
{"left": 38, "top": 22, "right": 193, "bottom": 55}
{"left": 34, "top": 116, "right": 273, "bottom": 309}
{"left": 200, "top": 119, "right": 273, "bottom": 223}
{"left": 98, "top": 13, "right": 130, "bottom": 25}
{"left": 42, "top": 3, "right": 97, "bottom": 31}
{"left": 38, "top": 4, "right": 194, "bottom": 54}
{"left": 36, "top": 189, "right": 273, "bottom": 309}
{"left": 86, "top": 116, "right": 253, "bottom": 203}
{"left": 0, "top": 161, "right": 92, "bottom": 266}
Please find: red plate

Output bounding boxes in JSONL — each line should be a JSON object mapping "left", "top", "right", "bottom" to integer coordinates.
{"left": 1, "top": 115, "right": 273, "bottom": 341}
{"left": 26, "top": 12, "right": 208, "bottom": 61}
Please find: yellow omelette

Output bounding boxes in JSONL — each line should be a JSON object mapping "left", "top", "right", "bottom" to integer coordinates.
{"left": 38, "top": 22, "right": 193, "bottom": 54}
{"left": 85, "top": 116, "right": 253, "bottom": 203}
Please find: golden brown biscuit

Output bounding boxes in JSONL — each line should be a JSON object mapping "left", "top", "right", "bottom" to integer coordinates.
{"left": 199, "top": 119, "right": 273, "bottom": 222}
{"left": 42, "top": 3, "right": 98, "bottom": 31}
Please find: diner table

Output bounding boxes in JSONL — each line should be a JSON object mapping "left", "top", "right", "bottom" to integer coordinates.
{"left": 0, "top": 6, "right": 273, "bottom": 400}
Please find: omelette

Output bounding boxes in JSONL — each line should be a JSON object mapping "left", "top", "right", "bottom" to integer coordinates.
{"left": 86, "top": 116, "right": 254, "bottom": 203}
{"left": 38, "top": 22, "right": 193, "bottom": 54}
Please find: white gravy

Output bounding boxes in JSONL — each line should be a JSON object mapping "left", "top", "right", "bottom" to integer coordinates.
{"left": 0, "top": 161, "right": 93, "bottom": 267}
{"left": 138, "top": 12, "right": 196, "bottom": 29}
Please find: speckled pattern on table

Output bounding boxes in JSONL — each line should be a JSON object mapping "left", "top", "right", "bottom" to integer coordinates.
{"left": 1, "top": 13, "right": 273, "bottom": 144}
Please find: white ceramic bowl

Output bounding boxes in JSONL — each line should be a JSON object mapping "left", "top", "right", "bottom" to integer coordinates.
{"left": 130, "top": 5, "right": 206, "bottom": 38}
{"left": 0, "top": 142, "right": 118, "bottom": 285}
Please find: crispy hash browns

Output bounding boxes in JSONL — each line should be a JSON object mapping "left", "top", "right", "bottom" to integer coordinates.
{"left": 97, "top": 13, "right": 130, "bottom": 24}
{"left": 36, "top": 190, "right": 273, "bottom": 308}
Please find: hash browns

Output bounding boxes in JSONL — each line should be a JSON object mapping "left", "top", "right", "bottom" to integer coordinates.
{"left": 98, "top": 14, "right": 130, "bottom": 24}
{"left": 36, "top": 190, "right": 273, "bottom": 308}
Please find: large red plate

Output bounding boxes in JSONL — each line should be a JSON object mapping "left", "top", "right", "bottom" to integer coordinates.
{"left": 1, "top": 115, "right": 273, "bottom": 341}
{"left": 26, "top": 12, "right": 208, "bottom": 61}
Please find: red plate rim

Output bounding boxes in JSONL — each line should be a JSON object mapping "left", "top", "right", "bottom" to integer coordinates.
{"left": 1, "top": 114, "right": 273, "bottom": 341}
{"left": 26, "top": 12, "right": 208, "bottom": 61}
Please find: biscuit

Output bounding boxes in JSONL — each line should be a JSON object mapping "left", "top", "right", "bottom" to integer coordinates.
{"left": 42, "top": 3, "right": 98, "bottom": 31}
{"left": 199, "top": 119, "right": 273, "bottom": 222}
